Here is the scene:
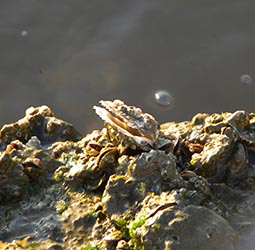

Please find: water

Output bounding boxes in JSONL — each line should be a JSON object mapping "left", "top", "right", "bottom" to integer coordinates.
{"left": 0, "top": 0, "right": 255, "bottom": 134}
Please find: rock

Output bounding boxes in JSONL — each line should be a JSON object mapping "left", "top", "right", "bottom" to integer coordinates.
{"left": 1, "top": 102, "right": 255, "bottom": 250}
{"left": 127, "top": 150, "right": 184, "bottom": 193}
{"left": 0, "top": 137, "right": 62, "bottom": 202}
{"left": 102, "top": 175, "right": 145, "bottom": 217}
{"left": 0, "top": 152, "right": 29, "bottom": 202}
{"left": 0, "top": 105, "right": 81, "bottom": 146}
{"left": 134, "top": 205, "right": 238, "bottom": 250}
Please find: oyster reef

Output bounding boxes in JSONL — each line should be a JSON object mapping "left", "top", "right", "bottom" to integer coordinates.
{"left": 0, "top": 101, "right": 255, "bottom": 250}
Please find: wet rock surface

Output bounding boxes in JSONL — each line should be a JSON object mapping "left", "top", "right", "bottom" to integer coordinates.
{"left": 135, "top": 204, "right": 238, "bottom": 250}
{"left": 0, "top": 101, "right": 255, "bottom": 249}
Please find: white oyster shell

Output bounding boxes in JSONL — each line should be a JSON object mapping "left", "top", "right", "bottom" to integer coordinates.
{"left": 94, "top": 100, "right": 159, "bottom": 147}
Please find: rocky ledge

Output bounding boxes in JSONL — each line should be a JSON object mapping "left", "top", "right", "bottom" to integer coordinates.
{"left": 0, "top": 101, "right": 255, "bottom": 250}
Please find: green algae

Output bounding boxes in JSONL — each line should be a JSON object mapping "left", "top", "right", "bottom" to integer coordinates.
{"left": 128, "top": 216, "right": 146, "bottom": 238}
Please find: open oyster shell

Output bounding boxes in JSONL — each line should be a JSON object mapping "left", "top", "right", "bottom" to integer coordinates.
{"left": 94, "top": 100, "right": 159, "bottom": 150}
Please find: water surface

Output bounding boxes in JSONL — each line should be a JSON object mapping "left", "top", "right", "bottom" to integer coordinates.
{"left": 1, "top": 0, "right": 255, "bottom": 133}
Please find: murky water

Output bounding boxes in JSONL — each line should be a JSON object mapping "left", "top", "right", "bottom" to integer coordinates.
{"left": 1, "top": 1, "right": 255, "bottom": 248}
{"left": 1, "top": 0, "right": 255, "bottom": 134}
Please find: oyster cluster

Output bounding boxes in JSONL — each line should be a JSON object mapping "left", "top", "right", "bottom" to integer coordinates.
{"left": 162, "top": 110, "right": 255, "bottom": 186}
{"left": 1, "top": 101, "right": 255, "bottom": 249}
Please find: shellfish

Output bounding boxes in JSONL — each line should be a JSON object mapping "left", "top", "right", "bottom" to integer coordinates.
{"left": 94, "top": 100, "right": 179, "bottom": 154}
{"left": 94, "top": 100, "right": 159, "bottom": 151}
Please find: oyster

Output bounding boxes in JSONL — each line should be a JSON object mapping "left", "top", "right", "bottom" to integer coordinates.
{"left": 94, "top": 100, "right": 159, "bottom": 151}
{"left": 181, "top": 170, "right": 210, "bottom": 195}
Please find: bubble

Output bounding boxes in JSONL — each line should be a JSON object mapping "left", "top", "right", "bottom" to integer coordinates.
{"left": 154, "top": 90, "right": 174, "bottom": 107}
{"left": 21, "top": 30, "right": 28, "bottom": 37}
{"left": 240, "top": 74, "right": 253, "bottom": 85}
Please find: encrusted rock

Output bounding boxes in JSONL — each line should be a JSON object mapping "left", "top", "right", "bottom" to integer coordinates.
{"left": 102, "top": 175, "right": 145, "bottom": 217}
{"left": 0, "top": 105, "right": 81, "bottom": 146}
{"left": 127, "top": 150, "right": 184, "bottom": 193}
{"left": 1, "top": 103, "right": 255, "bottom": 249}
{"left": 134, "top": 205, "right": 238, "bottom": 250}
{"left": 0, "top": 152, "right": 29, "bottom": 202}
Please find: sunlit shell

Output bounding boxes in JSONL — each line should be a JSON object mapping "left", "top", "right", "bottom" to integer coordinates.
{"left": 94, "top": 100, "right": 159, "bottom": 147}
